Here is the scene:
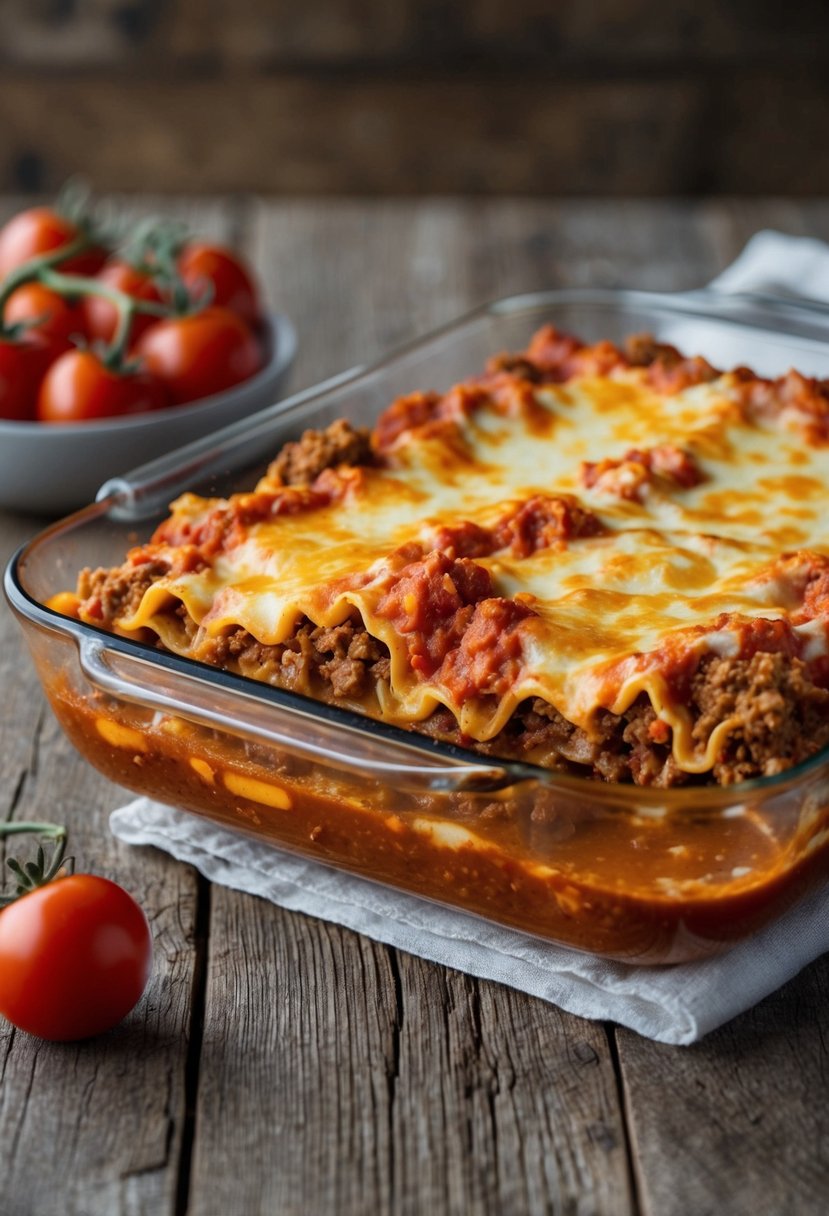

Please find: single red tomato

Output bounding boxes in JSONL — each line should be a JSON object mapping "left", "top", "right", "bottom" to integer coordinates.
{"left": 4, "top": 282, "right": 86, "bottom": 351}
{"left": 0, "top": 206, "right": 107, "bottom": 278}
{"left": 136, "top": 306, "right": 262, "bottom": 404}
{"left": 83, "top": 259, "right": 166, "bottom": 346}
{"left": 178, "top": 241, "right": 262, "bottom": 328}
{"left": 0, "top": 874, "right": 152, "bottom": 1041}
{"left": 37, "top": 349, "right": 169, "bottom": 423}
{"left": 0, "top": 337, "right": 53, "bottom": 421}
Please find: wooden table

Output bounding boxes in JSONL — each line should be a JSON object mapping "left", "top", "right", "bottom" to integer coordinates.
{"left": 2, "top": 197, "right": 829, "bottom": 1216}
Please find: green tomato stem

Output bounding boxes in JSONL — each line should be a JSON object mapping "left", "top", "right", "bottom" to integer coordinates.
{"left": 108, "top": 298, "right": 137, "bottom": 367}
{"left": 36, "top": 267, "right": 168, "bottom": 318}
{"left": 0, "top": 821, "right": 66, "bottom": 840}
{"left": 120, "top": 218, "right": 192, "bottom": 313}
{"left": 36, "top": 267, "right": 170, "bottom": 368}
{"left": 0, "top": 232, "right": 91, "bottom": 319}
{"left": 0, "top": 823, "right": 70, "bottom": 905}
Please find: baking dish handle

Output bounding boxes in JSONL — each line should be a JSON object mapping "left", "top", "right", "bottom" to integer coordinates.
{"left": 77, "top": 636, "right": 520, "bottom": 796}
{"left": 95, "top": 365, "right": 365, "bottom": 522}
{"left": 684, "top": 286, "right": 829, "bottom": 338}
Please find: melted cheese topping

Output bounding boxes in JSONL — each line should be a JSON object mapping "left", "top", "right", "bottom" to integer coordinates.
{"left": 118, "top": 366, "right": 829, "bottom": 773}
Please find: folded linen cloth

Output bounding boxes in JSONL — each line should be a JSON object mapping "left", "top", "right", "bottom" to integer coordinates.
{"left": 110, "top": 232, "right": 829, "bottom": 1045}
{"left": 708, "top": 228, "right": 829, "bottom": 297}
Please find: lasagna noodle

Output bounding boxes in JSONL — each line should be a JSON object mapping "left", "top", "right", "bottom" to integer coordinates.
{"left": 85, "top": 337, "right": 829, "bottom": 780}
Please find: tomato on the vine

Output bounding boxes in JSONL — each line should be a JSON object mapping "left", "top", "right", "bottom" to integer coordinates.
{"left": 0, "top": 873, "right": 152, "bottom": 1041}
{"left": 178, "top": 242, "right": 262, "bottom": 328}
{"left": 83, "top": 259, "right": 166, "bottom": 346}
{"left": 37, "top": 349, "right": 169, "bottom": 423}
{"left": 0, "top": 337, "right": 52, "bottom": 421}
{"left": 0, "top": 194, "right": 269, "bottom": 424}
{"left": 4, "top": 282, "right": 86, "bottom": 351}
{"left": 136, "top": 305, "right": 263, "bottom": 404}
{"left": 0, "top": 207, "right": 107, "bottom": 278}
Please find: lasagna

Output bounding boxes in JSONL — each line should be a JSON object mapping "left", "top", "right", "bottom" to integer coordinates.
{"left": 65, "top": 326, "right": 829, "bottom": 788}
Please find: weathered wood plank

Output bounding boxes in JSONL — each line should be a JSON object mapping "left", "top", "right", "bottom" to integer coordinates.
{"left": 2, "top": 72, "right": 828, "bottom": 196}
{"left": 187, "top": 908, "right": 632, "bottom": 1216}
{"left": 245, "top": 196, "right": 737, "bottom": 381}
{"left": 389, "top": 956, "right": 632, "bottom": 1216}
{"left": 190, "top": 904, "right": 402, "bottom": 1215}
{"left": 617, "top": 956, "right": 829, "bottom": 1216}
{"left": 0, "top": 513, "right": 196, "bottom": 1216}
{"left": 1, "top": 0, "right": 825, "bottom": 69}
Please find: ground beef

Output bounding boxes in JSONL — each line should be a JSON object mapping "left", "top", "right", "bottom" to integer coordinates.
{"left": 485, "top": 353, "right": 543, "bottom": 382}
{"left": 580, "top": 444, "right": 704, "bottom": 502}
{"left": 77, "top": 559, "right": 170, "bottom": 623}
{"left": 691, "top": 651, "right": 829, "bottom": 785}
{"left": 267, "top": 419, "right": 373, "bottom": 486}
{"left": 623, "top": 334, "right": 681, "bottom": 367}
{"left": 622, "top": 333, "right": 720, "bottom": 389}
{"left": 620, "top": 702, "right": 686, "bottom": 787}
{"left": 77, "top": 561, "right": 829, "bottom": 788}
{"left": 186, "top": 617, "right": 829, "bottom": 787}
{"left": 197, "top": 617, "right": 390, "bottom": 703}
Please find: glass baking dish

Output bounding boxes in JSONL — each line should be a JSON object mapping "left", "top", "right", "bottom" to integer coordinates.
{"left": 7, "top": 287, "right": 829, "bottom": 964}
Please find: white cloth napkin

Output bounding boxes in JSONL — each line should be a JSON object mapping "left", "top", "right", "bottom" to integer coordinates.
{"left": 110, "top": 232, "right": 829, "bottom": 1045}
{"left": 708, "top": 228, "right": 829, "bottom": 298}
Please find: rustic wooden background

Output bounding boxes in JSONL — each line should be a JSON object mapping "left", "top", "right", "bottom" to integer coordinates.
{"left": 0, "top": 0, "right": 828, "bottom": 195}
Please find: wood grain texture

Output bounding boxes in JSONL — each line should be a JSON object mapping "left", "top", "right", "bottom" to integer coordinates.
{"left": 1, "top": 71, "right": 828, "bottom": 196}
{"left": 0, "top": 512, "right": 197, "bottom": 1216}
{"left": 2, "top": 1, "right": 827, "bottom": 195}
{"left": 189, "top": 905, "right": 402, "bottom": 1216}
{"left": 387, "top": 955, "right": 631, "bottom": 1216}
{"left": 617, "top": 956, "right": 829, "bottom": 1216}
{"left": 187, "top": 903, "right": 632, "bottom": 1216}
{"left": 2, "top": 0, "right": 826, "bottom": 69}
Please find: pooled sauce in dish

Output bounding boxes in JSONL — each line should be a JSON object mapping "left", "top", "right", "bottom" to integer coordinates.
{"left": 45, "top": 677, "right": 829, "bottom": 963}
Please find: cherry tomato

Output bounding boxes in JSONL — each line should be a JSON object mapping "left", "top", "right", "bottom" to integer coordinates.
{"left": 178, "top": 241, "right": 262, "bottom": 328}
{"left": 4, "top": 282, "right": 86, "bottom": 351}
{"left": 0, "top": 337, "right": 52, "bottom": 421}
{"left": 37, "top": 349, "right": 169, "bottom": 423}
{"left": 83, "top": 259, "right": 165, "bottom": 346}
{"left": 136, "top": 305, "right": 262, "bottom": 404}
{"left": 0, "top": 206, "right": 107, "bottom": 278}
{"left": 0, "top": 874, "right": 152, "bottom": 1041}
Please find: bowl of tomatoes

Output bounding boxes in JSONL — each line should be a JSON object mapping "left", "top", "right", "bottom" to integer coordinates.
{"left": 0, "top": 198, "right": 296, "bottom": 516}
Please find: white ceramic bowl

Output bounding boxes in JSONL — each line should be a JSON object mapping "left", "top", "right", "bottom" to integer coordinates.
{"left": 0, "top": 313, "right": 297, "bottom": 516}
